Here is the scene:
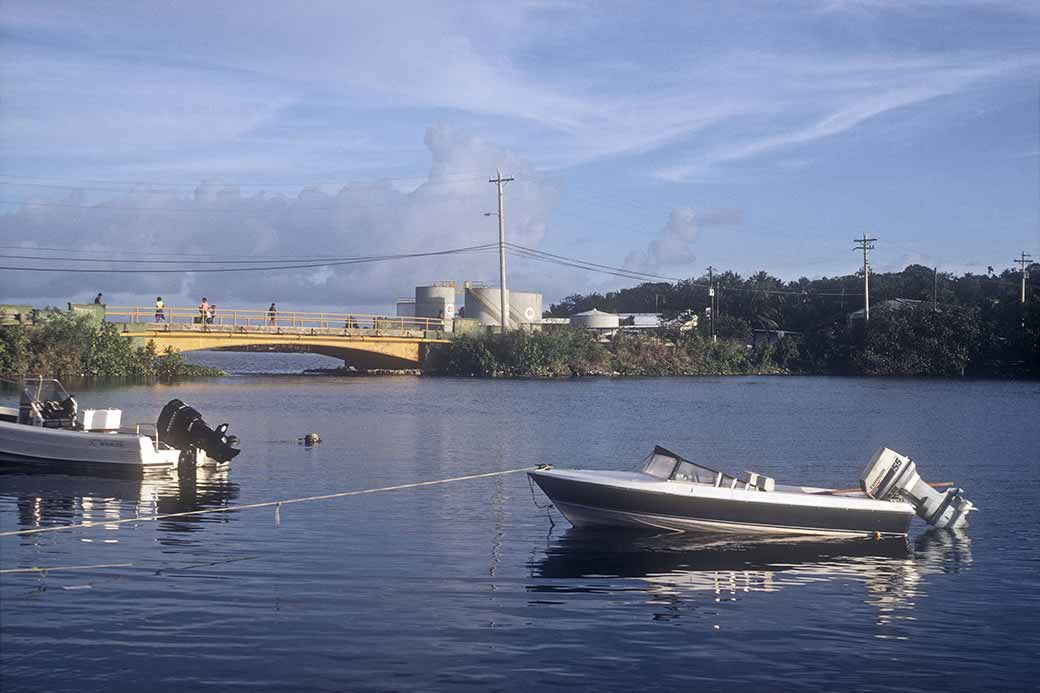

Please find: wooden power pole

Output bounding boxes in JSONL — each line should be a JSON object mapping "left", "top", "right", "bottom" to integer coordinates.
{"left": 489, "top": 169, "right": 514, "bottom": 333}
{"left": 854, "top": 234, "right": 877, "bottom": 321}
{"left": 1015, "top": 251, "right": 1032, "bottom": 305}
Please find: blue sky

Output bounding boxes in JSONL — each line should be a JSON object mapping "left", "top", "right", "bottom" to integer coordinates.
{"left": 0, "top": 1, "right": 1037, "bottom": 310}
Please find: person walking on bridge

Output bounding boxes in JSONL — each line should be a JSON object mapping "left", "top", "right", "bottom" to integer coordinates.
{"left": 155, "top": 297, "right": 166, "bottom": 323}
{"left": 268, "top": 303, "right": 277, "bottom": 326}
{"left": 198, "top": 297, "right": 209, "bottom": 325}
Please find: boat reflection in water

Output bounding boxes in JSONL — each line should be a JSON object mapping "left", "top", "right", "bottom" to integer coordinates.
{"left": 0, "top": 466, "right": 239, "bottom": 541}
{"left": 529, "top": 528, "right": 971, "bottom": 623}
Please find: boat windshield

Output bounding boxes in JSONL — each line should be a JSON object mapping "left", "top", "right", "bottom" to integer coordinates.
{"left": 642, "top": 452, "right": 679, "bottom": 479}
{"left": 640, "top": 446, "right": 736, "bottom": 486}
{"left": 18, "top": 377, "right": 74, "bottom": 426}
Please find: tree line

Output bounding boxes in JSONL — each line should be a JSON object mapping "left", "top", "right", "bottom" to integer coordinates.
{"left": 541, "top": 264, "right": 1039, "bottom": 377}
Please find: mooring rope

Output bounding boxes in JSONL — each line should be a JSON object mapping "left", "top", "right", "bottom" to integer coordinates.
{"left": 0, "top": 562, "right": 133, "bottom": 574}
{"left": 0, "top": 465, "right": 546, "bottom": 538}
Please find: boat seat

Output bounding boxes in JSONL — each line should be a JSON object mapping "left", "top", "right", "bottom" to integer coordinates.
{"left": 744, "top": 472, "right": 775, "bottom": 492}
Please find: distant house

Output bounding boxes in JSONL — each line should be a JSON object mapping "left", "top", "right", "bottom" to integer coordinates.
{"left": 751, "top": 329, "right": 802, "bottom": 349}
{"left": 617, "top": 312, "right": 663, "bottom": 329}
{"left": 847, "top": 298, "right": 925, "bottom": 328}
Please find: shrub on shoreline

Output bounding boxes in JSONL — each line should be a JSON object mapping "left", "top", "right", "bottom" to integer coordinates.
{"left": 433, "top": 329, "right": 795, "bottom": 378}
{"left": 0, "top": 315, "right": 225, "bottom": 380}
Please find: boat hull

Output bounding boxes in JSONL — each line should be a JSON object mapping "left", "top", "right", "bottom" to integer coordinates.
{"left": 530, "top": 470, "right": 914, "bottom": 538}
{"left": 0, "top": 420, "right": 214, "bottom": 474}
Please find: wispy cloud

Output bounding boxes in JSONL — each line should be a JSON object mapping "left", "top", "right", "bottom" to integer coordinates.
{"left": 655, "top": 55, "right": 1036, "bottom": 181}
{"left": 2, "top": 3, "right": 1035, "bottom": 179}
{"left": 1, "top": 1, "right": 1037, "bottom": 302}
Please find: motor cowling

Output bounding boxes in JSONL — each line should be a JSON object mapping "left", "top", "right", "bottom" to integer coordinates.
{"left": 157, "top": 399, "right": 240, "bottom": 463}
{"left": 861, "top": 447, "right": 974, "bottom": 529}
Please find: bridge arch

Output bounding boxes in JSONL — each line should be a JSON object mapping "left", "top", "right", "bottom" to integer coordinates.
{"left": 122, "top": 327, "right": 446, "bottom": 370}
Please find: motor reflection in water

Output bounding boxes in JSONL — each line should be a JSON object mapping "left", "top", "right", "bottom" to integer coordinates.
{"left": 529, "top": 528, "right": 972, "bottom": 624}
{"left": 1, "top": 466, "right": 239, "bottom": 543}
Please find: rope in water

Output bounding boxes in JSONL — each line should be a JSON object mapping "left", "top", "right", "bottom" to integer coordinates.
{"left": 0, "top": 562, "right": 133, "bottom": 574}
{"left": 0, "top": 465, "right": 545, "bottom": 538}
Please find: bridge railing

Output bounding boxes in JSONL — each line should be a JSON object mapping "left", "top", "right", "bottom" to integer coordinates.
{"left": 105, "top": 306, "right": 445, "bottom": 332}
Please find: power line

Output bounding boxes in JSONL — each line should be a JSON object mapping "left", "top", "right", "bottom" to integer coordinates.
{"left": 506, "top": 243, "right": 680, "bottom": 282}
{"left": 507, "top": 243, "right": 864, "bottom": 296}
{"left": 0, "top": 244, "right": 384, "bottom": 261}
{"left": 0, "top": 195, "right": 491, "bottom": 215}
{"left": 0, "top": 169, "right": 495, "bottom": 189}
{"left": 0, "top": 251, "right": 477, "bottom": 265}
{"left": 0, "top": 243, "right": 498, "bottom": 274}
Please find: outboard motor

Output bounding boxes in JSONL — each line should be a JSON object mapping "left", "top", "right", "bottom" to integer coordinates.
{"left": 157, "top": 399, "right": 241, "bottom": 464}
{"left": 861, "top": 447, "right": 974, "bottom": 529}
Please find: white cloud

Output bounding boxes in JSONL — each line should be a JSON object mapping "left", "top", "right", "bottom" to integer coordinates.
{"left": 0, "top": 126, "right": 557, "bottom": 311}
{"left": 623, "top": 208, "right": 742, "bottom": 276}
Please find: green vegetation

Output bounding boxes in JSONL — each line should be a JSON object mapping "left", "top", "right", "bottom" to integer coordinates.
{"left": 432, "top": 328, "right": 797, "bottom": 378}
{"left": 434, "top": 264, "right": 1038, "bottom": 379}
{"left": 0, "top": 313, "right": 225, "bottom": 379}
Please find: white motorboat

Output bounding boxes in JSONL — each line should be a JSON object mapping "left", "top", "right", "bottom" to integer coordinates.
{"left": 529, "top": 445, "right": 974, "bottom": 538}
{"left": 0, "top": 377, "right": 240, "bottom": 474}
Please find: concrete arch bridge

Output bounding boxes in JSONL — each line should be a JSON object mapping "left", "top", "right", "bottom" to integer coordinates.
{"left": 109, "top": 306, "right": 450, "bottom": 370}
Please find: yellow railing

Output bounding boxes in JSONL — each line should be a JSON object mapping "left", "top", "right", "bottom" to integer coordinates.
{"left": 105, "top": 306, "right": 444, "bottom": 332}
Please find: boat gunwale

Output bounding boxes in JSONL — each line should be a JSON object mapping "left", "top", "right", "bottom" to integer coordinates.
{"left": 529, "top": 469, "right": 915, "bottom": 515}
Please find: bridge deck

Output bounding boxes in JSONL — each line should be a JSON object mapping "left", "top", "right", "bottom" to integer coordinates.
{"left": 108, "top": 305, "right": 450, "bottom": 368}
{"left": 120, "top": 322, "right": 446, "bottom": 340}
{"left": 107, "top": 305, "right": 445, "bottom": 332}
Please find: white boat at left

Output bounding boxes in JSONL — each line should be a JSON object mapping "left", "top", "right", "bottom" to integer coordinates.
{"left": 0, "top": 377, "right": 239, "bottom": 474}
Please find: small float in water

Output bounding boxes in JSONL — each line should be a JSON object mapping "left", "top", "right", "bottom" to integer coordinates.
{"left": 529, "top": 445, "right": 974, "bottom": 538}
{"left": 0, "top": 377, "right": 240, "bottom": 474}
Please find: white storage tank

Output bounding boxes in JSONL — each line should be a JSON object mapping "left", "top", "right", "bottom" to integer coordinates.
{"left": 465, "top": 287, "right": 543, "bottom": 329}
{"left": 415, "top": 283, "right": 456, "bottom": 320}
{"left": 415, "top": 282, "right": 456, "bottom": 332}
{"left": 571, "top": 308, "right": 619, "bottom": 330}
{"left": 396, "top": 299, "right": 415, "bottom": 317}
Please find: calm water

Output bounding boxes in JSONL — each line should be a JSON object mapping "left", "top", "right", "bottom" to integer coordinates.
{"left": 2, "top": 358, "right": 1038, "bottom": 691}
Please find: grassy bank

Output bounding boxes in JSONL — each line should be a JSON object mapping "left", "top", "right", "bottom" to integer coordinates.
{"left": 0, "top": 313, "right": 225, "bottom": 379}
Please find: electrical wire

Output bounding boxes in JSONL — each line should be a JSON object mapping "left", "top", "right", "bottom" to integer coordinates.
{"left": 0, "top": 243, "right": 499, "bottom": 274}
{"left": 0, "top": 250, "right": 494, "bottom": 265}
{"left": 0, "top": 169, "right": 496, "bottom": 189}
{"left": 506, "top": 243, "right": 865, "bottom": 296}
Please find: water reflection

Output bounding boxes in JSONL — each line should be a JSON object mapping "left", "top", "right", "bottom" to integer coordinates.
{"left": 529, "top": 528, "right": 972, "bottom": 623}
{"left": 0, "top": 467, "right": 239, "bottom": 540}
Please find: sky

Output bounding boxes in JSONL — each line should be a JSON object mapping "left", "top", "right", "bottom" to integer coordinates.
{"left": 0, "top": 0, "right": 1037, "bottom": 312}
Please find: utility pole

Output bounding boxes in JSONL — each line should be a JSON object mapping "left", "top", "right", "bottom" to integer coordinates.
{"left": 854, "top": 234, "right": 877, "bottom": 321}
{"left": 707, "top": 266, "right": 716, "bottom": 342}
{"left": 1015, "top": 251, "right": 1032, "bottom": 305}
{"left": 489, "top": 169, "right": 514, "bottom": 333}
